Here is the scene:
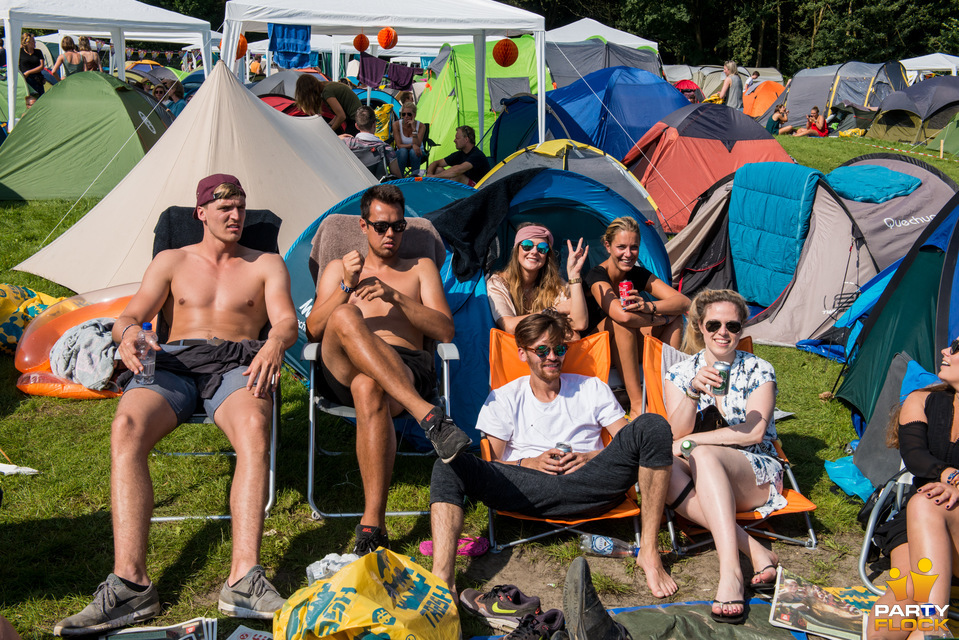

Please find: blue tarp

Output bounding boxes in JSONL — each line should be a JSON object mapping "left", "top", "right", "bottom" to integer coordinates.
{"left": 548, "top": 66, "right": 689, "bottom": 160}
{"left": 728, "top": 163, "right": 820, "bottom": 308}
{"left": 826, "top": 165, "right": 921, "bottom": 203}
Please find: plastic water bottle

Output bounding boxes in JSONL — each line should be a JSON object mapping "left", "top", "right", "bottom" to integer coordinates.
{"left": 680, "top": 439, "right": 697, "bottom": 459}
{"left": 579, "top": 533, "right": 638, "bottom": 558}
{"left": 135, "top": 323, "right": 157, "bottom": 384}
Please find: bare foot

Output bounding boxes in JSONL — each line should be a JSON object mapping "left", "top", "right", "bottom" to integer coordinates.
{"left": 637, "top": 547, "right": 677, "bottom": 598}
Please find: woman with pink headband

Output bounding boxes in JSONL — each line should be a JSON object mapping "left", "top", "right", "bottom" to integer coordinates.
{"left": 585, "top": 216, "right": 689, "bottom": 413}
{"left": 486, "top": 222, "right": 588, "bottom": 335}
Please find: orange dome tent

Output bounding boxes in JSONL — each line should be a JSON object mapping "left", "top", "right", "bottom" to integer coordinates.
{"left": 744, "top": 80, "right": 785, "bottom": 118}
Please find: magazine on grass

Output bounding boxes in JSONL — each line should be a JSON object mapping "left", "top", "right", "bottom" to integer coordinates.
{"left": 768, "top": 567, "right": 864, "bottom": 640}
{"left": 99, "top": 617, "right": 216, "bottom": 640}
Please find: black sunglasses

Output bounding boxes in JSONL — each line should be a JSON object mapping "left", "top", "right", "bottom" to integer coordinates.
{"left": 367, "top": 219, "right": 407, "bottom": 234}
{"left": 401, "top": 111, "right": 413, "bottom": 116}
{"left": 527, "top": 344, "right": 568, "bottom": 359}
{"left": 950, "top": 338, "right": 959, "bottom": 355}
{"left": 518, "top": 239, "right": 550, "bottom": 255}
{"left": 704, "top": 320, "right": 743, "bottom": 334}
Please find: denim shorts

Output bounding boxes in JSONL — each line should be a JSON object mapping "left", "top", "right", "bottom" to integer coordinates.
{"left": 123, "top": 345, "right": 252, "bottom": 423}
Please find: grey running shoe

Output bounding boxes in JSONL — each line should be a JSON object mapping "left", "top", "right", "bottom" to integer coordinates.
{"left": 459, "top": 584, "right": 542, "bottom": 630}
{"left": 421, "top": 408, "right": 470, "bottom": 463}
{"left": 353, "top": 524, "right": 390, "bottom": 556}
{"left": 54, "top": 574, "right": 159, "bottom": 636}
{"left": 218, "top": 565, "right": 285, "bottom": 619}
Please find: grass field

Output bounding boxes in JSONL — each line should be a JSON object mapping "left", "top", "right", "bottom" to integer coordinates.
{"left": 0, "top": 135, "right": 956, "bottom": 637}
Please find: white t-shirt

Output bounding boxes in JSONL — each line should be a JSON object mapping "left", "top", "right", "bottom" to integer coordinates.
{"left": 477, "top": 373, "right": 625, "bottom": 462}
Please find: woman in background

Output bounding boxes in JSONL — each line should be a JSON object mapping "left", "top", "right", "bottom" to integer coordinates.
{"left": 51, "top": 36, "right": 83, "bottom": 78}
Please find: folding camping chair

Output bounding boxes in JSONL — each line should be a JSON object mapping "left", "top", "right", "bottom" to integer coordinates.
{"left": 146, "top": 206, "right": 281, "bottom": 522}
{"left": 641, "top": 334, "right": 818, "bottom": 552}
{"left": 301, "top": 213, "right": 459, "bottom": 521}
{"left": 483, "top": 328, "right": 642, "bottom": 553}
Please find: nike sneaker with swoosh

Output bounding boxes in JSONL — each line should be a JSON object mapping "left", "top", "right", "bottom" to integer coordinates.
{"left": 459, "top": 584, "right": 542, "bottom": 630}
{"left": 54, "top": 573, "right": 160, "bottom": 635}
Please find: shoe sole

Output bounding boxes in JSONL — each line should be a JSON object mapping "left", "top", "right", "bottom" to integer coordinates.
{"left": 564, "top": 557, "right": 587, "bottom": 640}
{"left": 218, "top": 601, "right": 277, "bottom": 620}
{"left": 54, "top": 605, "right": 160, "bottom": 636}
{"left": 438, "top": 439, "right": 470, "bottom": 464}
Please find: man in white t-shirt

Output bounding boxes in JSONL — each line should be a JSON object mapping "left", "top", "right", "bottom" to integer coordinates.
{"left": 429, "top": 312, "right": 677, "bottom": 601}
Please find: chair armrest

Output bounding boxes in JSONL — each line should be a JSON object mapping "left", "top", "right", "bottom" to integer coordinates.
{"left": 437, "top": 342, "right": 459, "bottom": 361}
{"left": 302, "top": 342, "right": 320, "bottom": 361}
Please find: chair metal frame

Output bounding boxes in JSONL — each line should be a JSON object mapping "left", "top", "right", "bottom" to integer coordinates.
{"left": 640, "top": 334, "right": 818, "bottom": 553}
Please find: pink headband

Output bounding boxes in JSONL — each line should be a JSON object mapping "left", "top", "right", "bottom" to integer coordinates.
{"left": 514, "top": 225, "right": 553, "bottom": 248}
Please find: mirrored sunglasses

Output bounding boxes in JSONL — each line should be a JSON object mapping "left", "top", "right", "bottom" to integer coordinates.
{"left": 950, "top": 337, "right": 959, "bottom": 355}
{"left": 704, "top": 319, "right": 742, "bottom": 334}
{"left": 518, "top": 239, "right": 550, "bottom": 255}
{"left": 528, "top": 344, "right": 568, "bottom": 359}
{"left": 367, "top": 219, "right": 408, "bottom": 234}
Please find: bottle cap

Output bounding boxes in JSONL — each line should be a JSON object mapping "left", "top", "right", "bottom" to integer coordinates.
{"left": 142, "top": 322, "right": 152, "bottom": 330}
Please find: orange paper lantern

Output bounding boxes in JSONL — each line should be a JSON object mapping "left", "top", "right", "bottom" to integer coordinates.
{"left": 220, "top": 34, "right": 248, "bottom": 60}
{"left": 378, "top": 27, "right": 398, "bottom": 50}
{"left": 493, "top": 38, "right": 519, "bottom": 67}
{"left": 353, "top": 33, "right": 370, "bottom": 53}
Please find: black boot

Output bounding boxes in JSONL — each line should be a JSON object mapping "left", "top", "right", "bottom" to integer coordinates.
{"left": 563, "top": 557, "right": 631, "bottom": 640}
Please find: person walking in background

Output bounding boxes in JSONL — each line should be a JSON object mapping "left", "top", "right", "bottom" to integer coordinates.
{"left": 77, "top": 37, "right": 102, "bottom": 72}
{"left": 50, "top": 36, "right": 84, "bottom": 79}
{"left": 19, "top": 33, "right": 46, "bottom": 97}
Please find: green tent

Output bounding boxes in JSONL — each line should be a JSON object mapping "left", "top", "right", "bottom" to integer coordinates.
{"left": 0, "top": 73, "right": 32, "bottom": 125}
{"left": 0, "top": 72, "right": 170, "bottom": 200}
{"left": 928, "top": 113, "right": 959, "bottom": 156}
{"left": 416, "top": 34, "right": 550, "bottom": 163}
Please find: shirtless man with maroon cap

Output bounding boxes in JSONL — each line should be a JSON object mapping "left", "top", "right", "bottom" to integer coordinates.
{"left": 55, "top": 174, "right": 298, "bottom": 636}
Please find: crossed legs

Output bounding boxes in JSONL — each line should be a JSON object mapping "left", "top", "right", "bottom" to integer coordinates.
{"left": 111, "top": 387, "right": 273, "bottom": 586}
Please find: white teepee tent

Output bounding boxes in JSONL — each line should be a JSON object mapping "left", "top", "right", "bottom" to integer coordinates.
{"left": 16, "top": 61, "right": 376, "bottom": 293}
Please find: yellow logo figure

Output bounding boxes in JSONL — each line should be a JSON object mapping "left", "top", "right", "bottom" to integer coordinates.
{"left": 884, "top": 557, "right": 939, "bottom": 602}
{"left": 874, "top": 558, "right": 950, "bottom": 634}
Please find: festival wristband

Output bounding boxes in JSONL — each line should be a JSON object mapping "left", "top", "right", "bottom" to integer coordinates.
{"left": 948, "top": 469, "right": 959, "bottom": 486}
{"left": 568, "top": 277, "right": 582, "bottom": 285}
{"left": 686, "top": 386, "right": 701, "bottom": 400}
{"left": 119, "top": 323, "right": 138, "bottom": 342}
{"left": 340, "top": 280, "right": 355, "bottom": 294}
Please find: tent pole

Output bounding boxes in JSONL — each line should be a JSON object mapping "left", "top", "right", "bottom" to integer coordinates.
{"left": 474, "top": 31, "right": 485, "bottom": 149}
{"left": 332, "top": 42, "right": 340, "bottom": 82}
{"left": 266, "top": 51, "right": 273, "bottom": 77}
{"left": 535, "top": 30, "right": 545, "bottom": 144}
{"left": 6, "top": 20, "right": 17, "bottom": 132}
{"left": 114, "top": 28, "right": 126, "bottom": 82}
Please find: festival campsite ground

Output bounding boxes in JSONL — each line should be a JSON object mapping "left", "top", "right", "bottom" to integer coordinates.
{"left": 1, "top": 136, "right": 958, "bottom": 638}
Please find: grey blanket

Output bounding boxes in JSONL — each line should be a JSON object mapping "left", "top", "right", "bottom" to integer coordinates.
{"left": 50, "top": 318, "right": 116, "bottom": 390}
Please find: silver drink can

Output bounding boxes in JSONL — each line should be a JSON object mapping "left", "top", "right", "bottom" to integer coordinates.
{"left": 554, "top": 442, "right": 572, "bottom": 474}
{"left": 712, "top": 361, "right": 731, "bottom": 396}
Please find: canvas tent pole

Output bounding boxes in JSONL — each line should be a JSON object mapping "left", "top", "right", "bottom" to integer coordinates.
{"left": 474, "top": 31, "right": 485, "bottom": 145}
{"left": 6, "top": 19, "right": 18, "bottom": 133}
{"left": 535, "top": 30, "right": 545, "bottom": 143}
{"left": 332, "top": 41, "right": 340, "bottom": 82}
{"left": 112, "top": 28, "right": 126, "bottom": 81}
{"left": 266, "top": 51, "right": 273, "bottom": 76}
{"left": 199, "top": 30, "right": 212, "bottom": 78}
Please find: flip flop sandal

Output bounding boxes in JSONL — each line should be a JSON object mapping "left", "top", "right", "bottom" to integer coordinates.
{"left": 710, "top": 599, "right": 747, "bottom": 625}
{"left": 419, "top": 536, "right": 490, "bottom": 557}
{"left": 750, "top": 564, "right": 778, "bottom": 594}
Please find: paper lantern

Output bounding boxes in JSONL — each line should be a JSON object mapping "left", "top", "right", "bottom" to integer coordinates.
{"left": 353, "top": 33, "right": 370, "bottom": 53}
{"left": 493, "top": 38, "right": 518, "bottom": 67}
{"left": 378, "top": 27, "right": 398, "bottom": 50}
{"left": 220, "top": 34, "right": 248, "bottom": 60}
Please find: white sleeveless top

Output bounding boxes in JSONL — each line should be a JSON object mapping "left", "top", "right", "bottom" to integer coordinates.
{"left": 399, "top": 120, "right": 420, "bottom": 145}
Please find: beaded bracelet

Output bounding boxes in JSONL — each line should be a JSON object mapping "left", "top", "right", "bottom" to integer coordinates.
{"left": 685, "top": 386, "right": 701, "bottom": 401}
{"left": 948, "top": 469, "right": 959, "bottom": 486}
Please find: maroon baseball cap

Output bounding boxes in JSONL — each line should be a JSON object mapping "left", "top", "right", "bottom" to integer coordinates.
{"left": 195, "top": 173, "right": 246, "bottom": 214}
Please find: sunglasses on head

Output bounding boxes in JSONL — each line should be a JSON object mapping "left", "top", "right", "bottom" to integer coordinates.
{"left": 527, "top": 344, "right": 568, "bottom": 359}
{"left": 367, "top": 219, "right": 408, "bottom": 234}
{"left": 518, "top": 239, "right": 550, "bottom": 255}
{"left": 950, "top": 338, "right": 959, "bottom": 355}
{"left": 704, "top": 320, "right": 743, "bottom": 334}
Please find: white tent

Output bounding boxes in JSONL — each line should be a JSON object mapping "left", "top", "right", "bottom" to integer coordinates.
{"left": 16, "top": 62, "right": 376, "bottom": 293}
{"left": 38, "top": 30, "right": 221, "bottom": 76}
{"left": 1, "top": 0, "right": 213, "bottom": 131}
{"left": 221, "top": 0, "right": 547, "bottom": 145}
{"left": 546, "top": 18, "right": 658, "bottom": 51}
{"left": 901, "top": 52, "right": 959, "bottom": 84}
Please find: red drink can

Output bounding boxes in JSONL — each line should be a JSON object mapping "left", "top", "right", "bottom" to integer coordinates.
{"left": 618, "top": 281, "right": 632, "bottom": 307}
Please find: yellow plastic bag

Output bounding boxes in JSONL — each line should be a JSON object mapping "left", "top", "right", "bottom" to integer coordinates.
{"left": 0, "top": 285, "right": 64, "bottom": 354}
{"left": 274, "top": 549, "right": 459, "bottom": 640}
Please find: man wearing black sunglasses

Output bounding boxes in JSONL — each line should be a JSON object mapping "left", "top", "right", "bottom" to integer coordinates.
{"left": 306, "top": 184, "right": 471, "bottom": 555}
{"left": 430, "top": 311, "right": 678, "bottom": 605}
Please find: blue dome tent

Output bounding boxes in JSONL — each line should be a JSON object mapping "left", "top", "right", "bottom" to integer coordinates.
{"left": 488, "top": 94, "right": 593, "bottom": 165}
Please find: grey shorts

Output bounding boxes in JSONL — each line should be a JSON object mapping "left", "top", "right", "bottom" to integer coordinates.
{"left": 123, "top": 345, "right": 255, "bottom": 424}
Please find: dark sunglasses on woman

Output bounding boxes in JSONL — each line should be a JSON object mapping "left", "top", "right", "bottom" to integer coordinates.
{"left": 704, "top": 320, "right": 742, "bottom": 334}
{"left": 518, "top": 239, "right": 550, "bottom": 255}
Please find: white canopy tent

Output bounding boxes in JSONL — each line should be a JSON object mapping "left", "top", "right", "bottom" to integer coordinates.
{"left": 1, "top": 0, "right": 213, "bottom": 131}
{"left": 38, "top": 30, "right": 220, "bottom": 76}
{"left": 221, "top": 0, "right": 548, "bottom": 144}
{"left": 901, "top": 53, "right": 959, "bottom": 84}
{"left": 546, "top": 17, "right": 658, "bottom": 51}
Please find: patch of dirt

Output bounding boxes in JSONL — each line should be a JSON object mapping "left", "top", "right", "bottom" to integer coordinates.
{"left": 459, "top": 530, "right": 867, "bottom": 614}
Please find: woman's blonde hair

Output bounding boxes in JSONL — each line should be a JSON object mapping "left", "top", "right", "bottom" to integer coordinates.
{"left": 680, "top": 289, "right": 749, "bottom": 354}
{"left": 402, "top": 101, "right": 416, "bottom": 116}
{"left": 61, "top": 36, "right": 76, "bottom": 51}
{"left": 295, "top": 75, "right": 324, "bottom": 115}
{"left": 497, "top": 222, "right": 565, "bottom": 315}
{"left": 725, "top": 60, "right": 739, "bottom": 74}
{"left": 78, "top": 36, "right": 91, "bottom": 52}
{"left": 602, "top": 216, "right": 641, "bottom": 247}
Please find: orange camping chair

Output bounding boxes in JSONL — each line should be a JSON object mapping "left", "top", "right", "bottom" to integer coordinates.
{"left": 641, "top": 334, "right": 817, "bottom": 553}
{"left": 483, "top": 328, "right": 642, "bottom": 554}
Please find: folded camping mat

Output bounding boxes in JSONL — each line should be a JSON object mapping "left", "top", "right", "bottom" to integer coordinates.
{"left": 826, "top": 165, "right": 922, "bottom": 203}
{"left": 470, "top": 599, "right": 801, "bottom": 640}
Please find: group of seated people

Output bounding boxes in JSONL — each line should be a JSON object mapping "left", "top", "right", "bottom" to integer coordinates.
{"left": 52, "top": 178, "right": 886, "bottom": 638}
{"left": 767, "top": 103, "right": 828, "bottom": 137}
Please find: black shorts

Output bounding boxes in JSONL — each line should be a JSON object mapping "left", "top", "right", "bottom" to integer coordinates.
{"left": 316, "top": 344, "right": 437, "bottom": 408}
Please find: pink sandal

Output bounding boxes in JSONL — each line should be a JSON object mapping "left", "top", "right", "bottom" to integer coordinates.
{"left": 419, "top": 536, "right": 490, "bottom": 557}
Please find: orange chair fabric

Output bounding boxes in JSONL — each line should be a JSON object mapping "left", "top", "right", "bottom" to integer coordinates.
{"left": 488, "top": 328, "right": 611, "bottom": 390}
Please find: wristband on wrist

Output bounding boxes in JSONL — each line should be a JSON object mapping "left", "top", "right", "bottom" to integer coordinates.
{"left": 518, "top": 458, "right": 523, "bottom": 467}
{"left": 568, "top": 277, "right": 582, "bottom": 285}
{"left": 652, "top": 302, "right": 657, "bottom": 314}
{"left": 119, "top": 323, "right": 138, "bottom": 342}
{"left": 948, "top": 469, "right": 959, "bottom": 486}
{"left": 340, "top": 280, "right": 355, "bottom": 294}
{"left": 686, "top": 386, "right": 701, "bottom": 400}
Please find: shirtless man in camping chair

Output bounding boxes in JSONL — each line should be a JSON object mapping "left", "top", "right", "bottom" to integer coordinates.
{"left": 55, "top": 174, "right": 298, "bottom": 636}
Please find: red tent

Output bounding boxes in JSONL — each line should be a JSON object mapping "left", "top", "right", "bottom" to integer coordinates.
{"left": 623, "top": 103, "right": 793, "bottom": 233}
